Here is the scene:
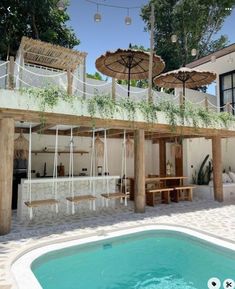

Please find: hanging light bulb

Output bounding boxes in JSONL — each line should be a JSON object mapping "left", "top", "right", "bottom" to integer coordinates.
{"left": 211, "top": 55, "right": 216, "bottom": 63}
{"left": 191, "top": 48, "right": 197, "bottom": 56}
{"left": 171, "top": 34, "right": 178, "bottom": 43}
{"left": 57, "top": 0, "right": 65, "bottom": 11}
{"left": 94, "top": 4, "right": 101, "bottom": 22}
{"left": 125, "top": 9, "right": 132, "bottom": 25}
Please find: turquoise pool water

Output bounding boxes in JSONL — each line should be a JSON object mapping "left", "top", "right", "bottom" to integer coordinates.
{"left": 32, "top": 231, "right": 235, "bottom": 289}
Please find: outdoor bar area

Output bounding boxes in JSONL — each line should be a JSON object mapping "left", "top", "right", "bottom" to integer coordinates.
{"left": 1, "top": 37, "right": 235, "bottom": 236}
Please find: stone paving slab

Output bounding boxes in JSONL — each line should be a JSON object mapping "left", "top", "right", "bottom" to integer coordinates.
{"left": 0, "top": 200, "right": 235, "bottom": 288}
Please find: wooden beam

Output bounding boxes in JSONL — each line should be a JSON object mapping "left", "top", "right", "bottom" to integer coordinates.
{"left": 64, "top": 126, "right": 92, "bottom": 135}
{"left": 134, "top": 129, "right": 145, "bottom": 213}
{"left": 15, "top": 127, "right": 29, "bottom": 134}
{"left": 112, "top": 78, "right": 116, "bottom": 100}
{"left": 32, "top": 123, "right": 55, "bottom": 133}
{"left": 0, "top": 118, "right": 14, "bottom": 235}
{"left": 212, "top": 135, "right": 223, "bottom": 202}
{"left": 83, "top": 56, "right": 86, "bottom": 99}
{"left": 7, "top": 56, "right": 15, "bottom": 90}
{"left": 67, "top": 69, "right": 73, "bottom": 95}
{"left": 159, "top": 139, "right": 166, "bottom": 176}
{"left": 1, "top": 108, "right": 235, "bottom": 138}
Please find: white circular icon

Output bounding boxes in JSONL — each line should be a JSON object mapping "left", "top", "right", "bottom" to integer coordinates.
{"left": 223, "top": 279, "right": 235, "bottom": 289}
{"left": 208, "top": 277, "right": 221, "bottom": 289}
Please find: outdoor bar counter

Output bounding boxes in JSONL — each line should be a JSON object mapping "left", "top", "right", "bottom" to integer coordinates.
{"left": 17, "top": 176, "right": 119, "bottom": 221}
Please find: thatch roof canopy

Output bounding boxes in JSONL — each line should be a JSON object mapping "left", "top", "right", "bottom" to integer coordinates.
{"left": 18, "top": 36, "right": 87, "bottom": 71}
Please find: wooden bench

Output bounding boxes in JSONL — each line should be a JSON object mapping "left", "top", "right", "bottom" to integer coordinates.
{"left": 66, "top": 195, "right": 96, "bottom": 214}
{"left": 174, "top": 186, "right": 195, "bottom": 201}
{"left": 146, "top": 187, "right": 174, "bottom": 206}
{"left": 101, "top": 192, "right": 128, "bottom": 207}
{"left": 25, "top": 199, "right": 59, "bottom": 220}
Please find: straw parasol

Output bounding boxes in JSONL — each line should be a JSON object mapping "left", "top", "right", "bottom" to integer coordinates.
{"left": 14, "top": 131, "right": 29, "bottom": 160}
{"left": 96, "top": 45, "right": 165, "bottom": 97}
{"left": 154, "top": 67, "right": 216, "bottom": 97}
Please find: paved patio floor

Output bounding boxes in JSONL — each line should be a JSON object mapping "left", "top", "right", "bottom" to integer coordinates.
{"left": 0, "top": 199, "right": 235, "bottom": 288}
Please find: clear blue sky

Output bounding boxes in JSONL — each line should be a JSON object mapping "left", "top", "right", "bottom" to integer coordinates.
{"left": 68, "top": 0, "right": 235, "bottom": 74}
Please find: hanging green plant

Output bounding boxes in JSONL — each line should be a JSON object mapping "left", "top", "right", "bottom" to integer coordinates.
{"left": 197, "top": 107, "right": 217, "bottom": 128}
{"left": 138, "top": 100, "right": 159, "bottom": 123}
{"left": 158, "top": 101, "right": 180, "bottom": 130}
{"left": 218, "top": 111, "right": 234, "bottom": 128}
{"left": 25, "top": 85, "right": 72, "bottom": 112}
{"left": 22, "top": 86, "right": 235, "bottom": 131}
{"left": 183, "top": 101, "right": 200, "bottom": 129}
{"left": 87, "top": 92, "right": 116, "bottom": 119}
{"left": 118, "top": 98, "right": 137, "bottom": 121}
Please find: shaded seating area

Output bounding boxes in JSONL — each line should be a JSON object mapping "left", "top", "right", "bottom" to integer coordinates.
{"left": 129, "top": 175, "right": 196, "bottom": 207}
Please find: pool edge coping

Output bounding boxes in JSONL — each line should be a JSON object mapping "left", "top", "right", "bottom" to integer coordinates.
{"left": 10, "top": 223, "right": 235, "bottom": 289}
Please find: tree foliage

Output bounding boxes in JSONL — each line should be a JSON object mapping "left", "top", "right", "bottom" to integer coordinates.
{"left": 141, "top": 0, "right": 235, "bottom": 71}
{"left": 0, "top": 0, "right": 80, "bottom": 59}
{"left": 86, "top": 72, "right": 106, "bottom": 81}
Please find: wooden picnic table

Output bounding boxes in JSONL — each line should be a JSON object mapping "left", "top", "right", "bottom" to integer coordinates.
{"left": 129, "top": 176, "right": 188, "bottom": 201}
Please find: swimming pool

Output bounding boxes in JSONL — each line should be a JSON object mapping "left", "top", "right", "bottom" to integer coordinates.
{"left": 11, "top": 226, "right": 235, "bottom": 289}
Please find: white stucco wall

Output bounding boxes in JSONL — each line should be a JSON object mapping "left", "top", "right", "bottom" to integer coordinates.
{"left": 16, "top": 133, "right": 154, "bottom": 178}
{"left": 183, "top": 136, "right": 235, "bottom": 183}
{"left": 188, "top": 51, "right": 235, "bottom": 109}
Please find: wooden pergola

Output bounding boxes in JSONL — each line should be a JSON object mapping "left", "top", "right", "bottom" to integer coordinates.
{"left": 14, "top": 37, "right": 87, "bottom": 94}
{"left": 18, "top": 36, "right": 87, "bottom": 71}
{"left": 1, "top": 105, "right": 235, "bottom": 235}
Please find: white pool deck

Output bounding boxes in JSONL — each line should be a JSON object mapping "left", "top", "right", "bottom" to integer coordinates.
{"left": 1, "top": 199, "right": 235, "bottom": 289}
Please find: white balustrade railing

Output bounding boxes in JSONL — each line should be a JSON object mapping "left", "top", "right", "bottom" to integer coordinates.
{"left": 0, "top": 59, "right": 228, "bottom": 112}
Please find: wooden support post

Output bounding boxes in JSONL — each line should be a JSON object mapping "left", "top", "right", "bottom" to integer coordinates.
{"left": 179, "top": 91, "right": 185, "bottom": 106}
{"left": 212, "top": 135, "right": 223, "bottom": 202}
{"left": 175, "top": 140, "right": 183, "bottom": 176}
{"left": 112, "top": 78, "right": 116, "bottom": 100}
{"left": 0, "top": 118, "right": 14, "bottom": 235}
{"left": 205, "top": 96, "right": 208, "bottom": 112}
{"left": 67, "top": 69, "right": 73, "bottom": 95}
{"left": 83, "top": 56, "right": 86, "bottom": 99}
{"left": 7, "top": 56, "right": 15, "bottom": 90}
{"left": 226, "top": 102, "right": 232, "bottom": 114}
{"left": 134, "top": 129, "right": 145, "bottom": 213}
{"left": 159, "top": 139, "right": 166, "bottom": 176}
{"left": 148, "top": 4, "right": 154, "bottom": 103}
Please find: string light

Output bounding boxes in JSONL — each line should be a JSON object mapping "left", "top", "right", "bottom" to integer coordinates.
{"left": 125, "top": 8, "right": 132, "bottom": 25}
{"left": 57, "top": 0, "right": 65, "bottom": 11}
{"left": 171, "top": 35, "right": 197, "bottom": 57}
{"left": 86, "top": 0, "right": 140, "bottom": 25}
{"left": 94, "top": 4, "right": 101, "bottom": 22}
{"left": 191, "top": 48, "right": 197, "bottom": 56}
{"left": 171, "top": 34, "right": 178, "bottom": 43}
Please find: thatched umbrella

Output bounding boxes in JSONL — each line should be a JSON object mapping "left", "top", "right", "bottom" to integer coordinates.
{"left": 14, "top": 131, "right": 29, "bottom": 160}
{"left": 96, "top": 45, "right": 165, "bottom": 97}
{"left": 154, "top": 67, "right": 216, "bottom": 98}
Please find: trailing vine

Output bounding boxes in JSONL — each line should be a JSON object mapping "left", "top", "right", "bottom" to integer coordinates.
{"left": 158, "top": 101, "right": 180, "bottom": 130}
{"left": 138, "top": 100, "right": 159, "bottom": 123}
{"left": 25, "top": 86, "right": 72, "bottom": 111}
{"left": 23, "top": 86, "right": 235, "bottom": 131}
{"left": 118, "top": 98, "right": 136, "bottom": 121}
